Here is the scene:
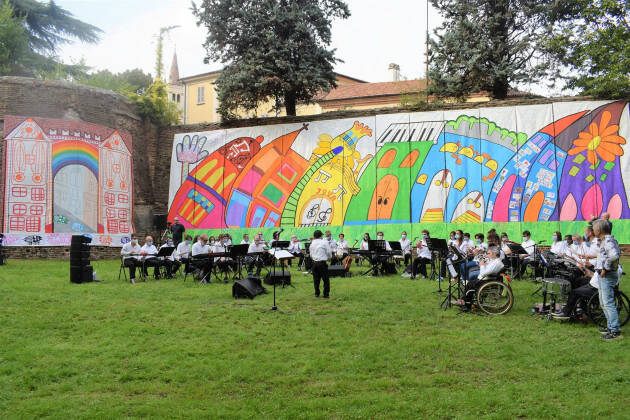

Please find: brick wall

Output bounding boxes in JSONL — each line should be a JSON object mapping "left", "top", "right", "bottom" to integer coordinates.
{"left": 0, "top": 76, "right": 159, "bottom": 231}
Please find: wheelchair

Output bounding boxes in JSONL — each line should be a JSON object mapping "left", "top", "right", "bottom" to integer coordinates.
{"left": 576, "top": 286, "right": 630, "bottom": 328}
{"left": 459, "top": 272, "right": 514, "bottom": 315}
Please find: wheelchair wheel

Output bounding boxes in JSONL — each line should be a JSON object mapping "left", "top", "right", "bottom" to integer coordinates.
{"left": 586, "top": 290, "right": 630, "bottom": 328}
{"left": 476, "top": 280, "right": 514, "bottom": 315}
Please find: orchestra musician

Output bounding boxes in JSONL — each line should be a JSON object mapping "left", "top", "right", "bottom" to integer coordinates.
{"left": 176, "top": 235, "right": 193, "bottom": 274}
{"left": 519, "top": 230, "right": 540, "bottom": 276}
{"left": 121, "top": 234, "right": 142, "bottom": 283}
{"left": 550, "top": 231, "right": 567, "bottom": 256}
{"left": 399, "top": 231, "right": 412, "bottom": 266}
{"left": 460, "top": 245, "right": 505, "bottom": 309}
{"left": 246, "top": 234, "right": 266, "bottom": 277}
{"left": 241, "top": 234, "right": 250, "bottom": 245}
{"left": 140, "top": 236, "right": 160, "bottom": 280}
{"left": 288, "top": 235, "right": 304, "bottom": 267}
{"left": 213, "top": 234, "right": 235, "bottom": 280}
{"left": 337, "top": 233, "right": 350, "bottom": 261}
{"left": 160, "top": 237, "right": 180, "bottom": 278}
{"left": 410, "top": 230, "right": 432, "bottom": 279}
{"left": 191, "top": 234, "right": 212, "bottom": 281}
{"left": 324, "top": 230, "right": 338, "bottom": 264}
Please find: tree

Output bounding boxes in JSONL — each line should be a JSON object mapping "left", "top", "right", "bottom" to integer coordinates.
{"left": 6, "top": 0, "right": 101, "bottom": 77}
{"left": 427, "top": 0, "right": 554, "bottom": 100}
{"left": 81, "top": 69, "right": 153, "bottom": 95}
{"left": 545, "top": 0, "right": 630, "bottom": 98}
{"left": 0, "top": 1, "right": 29, "bottom": 74}
{"left": 192, "top": 0, "right": 350, "bottom": 118}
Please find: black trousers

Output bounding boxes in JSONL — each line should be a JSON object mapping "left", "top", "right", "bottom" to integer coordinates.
{"left": 564, "top": 277, "right": 595, "bottom": 314}
{"left": 404, "top": 253, "right": 412, "bottom": 266}
{"left": 289, "top": 251, "right": 304, "bottom": 267}
{"left": 143, "top": 258, "right": 161, "bottom": 278}
{"left": 412, "top": 257, "right": 431, "bottom": 277}
{"left": 164, "top": 259, "right": 181, "bottom": 275}
{"left": 124, "top": 258, "right": 142, "bottom": 279}
{"left": 312, "top": 260, "right": 329, "bottom": 297}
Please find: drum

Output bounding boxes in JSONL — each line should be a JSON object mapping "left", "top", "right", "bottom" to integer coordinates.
{"left": 541, "top": 278, "right": 571, "bottom": 301}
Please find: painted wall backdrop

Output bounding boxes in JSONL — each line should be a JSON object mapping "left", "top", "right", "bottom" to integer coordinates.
{"left": 3, "top": 116, "right": 134, "bottom": 246}
{"left": 167, "top": 101, "right": 630, "bottom": 243}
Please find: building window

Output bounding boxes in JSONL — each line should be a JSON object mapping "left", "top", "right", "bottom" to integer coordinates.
{"left": 197, "top": 86, "right": 205, "bottom": 104}
{"left": 176, "top": 94, "right": 181, "bottom": 103}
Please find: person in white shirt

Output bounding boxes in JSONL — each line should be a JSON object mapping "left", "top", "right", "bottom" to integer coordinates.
{"left": 241, "top": 234, "right": 250, "bottom": 245}
{"left": 176, "top": 235, "right": 193, "bottom": 273}
{"left": 399, "top": 231, "right": 412, "bottom": 266}
{"left": 324, "top": 230, "right": 338, "bottom": 263}
{"left": 191, "top": 234, "right": 212, "bottom": 280}
{"left": 461, "top": 233, "right": 488, "bottom": 279}
{"left": 463, "top": 245, "right": 505, "bottom": 308}
{"left": 246, "top": 234, "right": 266, "bottom": 276}
{"left": 550, "top": 231, "right": 567, "bottom": 256}
{"left": 519, "top": 230, "right": 537, "bottom": 276}
{"left": 140, "top": 236, "right": 160, "bottom": 279}
{"left": 310, "top": 230, "right": 332, "bottom": 298}
{"left": 288, "top": 235, "right": 304, "bottom": 267}
{"left": 212, "top": 234, "right": 235, "bottom": 281}
{"left": 376, "top": 231, "right": 392, "bottom": 251}
{"left": 160, "top": 237, "right": 179, "bottom": 278}
{"left": 336, "top": 233, "right": 350, "bottom": 263}
{"left": 447, "top": 231, "right": 456, "bottom": 247}
{"left": 121, "top": 234, "right": 142, "bottom": 283}
{"left": 411, "top": 230, "right": 432, "bottom": 279}
{"left": 359, "top": 233, "right": 370, "bottom": 251}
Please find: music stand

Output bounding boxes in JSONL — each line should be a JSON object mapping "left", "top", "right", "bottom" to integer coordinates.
{"left": 266, "top": 249, "right": 293, "bottom": 312}
{"left": 272, "top": 240, "right": 290, "bottom": 249}
{"left": 507, "top": 243, "right": 528, "bottom": 279}
{"left": 360, "top": 240, "right": 386, "bottom": 276}
{"left": 230, "top": 244, "right": 249, "bottom": 280}
{"left": 426, "top": 238, "right": 448, "bottom": 292}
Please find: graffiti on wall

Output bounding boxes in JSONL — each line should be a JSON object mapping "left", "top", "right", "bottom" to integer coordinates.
{"left": 168, "top": 101, "right": 630, "bottom": 237}
{"left": 2, "top": 116, "right": 134, "bottom": 246}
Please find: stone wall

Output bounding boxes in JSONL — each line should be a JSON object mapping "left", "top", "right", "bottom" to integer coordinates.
{"left": 0, "top": 77, "right": 159, "bottom": 231}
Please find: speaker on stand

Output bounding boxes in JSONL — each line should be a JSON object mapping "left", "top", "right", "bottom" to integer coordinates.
{"left": 70, "top": 235, "right": 93, "bottom": 283}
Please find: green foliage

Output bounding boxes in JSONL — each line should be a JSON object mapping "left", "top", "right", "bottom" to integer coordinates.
{"left": 428, "top": 0, "right": 554, "bottom": 100}
{"left": 4, "top": 0, "right": 101, "bottom": 77}
{"left": 192, "top": 0, "right": 350, "bottom": 118}
{"left": 128, "top": 78, "right": 181, "bottom": 126}
{"left": 155, "top": 26, "right": 179, "bottom": 80}
{"left": 546, "top": 0, "right": 630, "bottom": 98}
{"left": 2, "top": 259, "right": 630, "bottom": 417}
{"left": 80, "top": 68, "right": 153, "bottom": 95}
{"left": 0, "top": 0, "right": 28, "bottom": 74}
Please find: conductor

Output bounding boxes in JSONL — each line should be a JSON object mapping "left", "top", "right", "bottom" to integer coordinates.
{"left": 310, "top": 229, "right": 332, "bottom": 298}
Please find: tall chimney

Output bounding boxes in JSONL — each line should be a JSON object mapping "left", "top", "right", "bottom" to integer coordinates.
{"left": 388, "top": 63, "right": 401, "bottom": 82}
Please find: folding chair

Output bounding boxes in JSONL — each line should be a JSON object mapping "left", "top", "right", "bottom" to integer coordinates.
{"left": 118, "top": 256, "right": 128, "bottom": 282}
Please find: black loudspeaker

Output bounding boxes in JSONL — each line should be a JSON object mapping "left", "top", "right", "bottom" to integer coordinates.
{"left": 70, "top": 265, "right": 93, "bottom": 284}
{"left": 264, "top": 269, "right": 291, "bottom": 286}
{"left": 328, "top": 265, "right": 348, "bottom": 278}
{"left": 153, "top": 214, "right": 167, "bottom": 230}
{"left": 71, "top": 235, "right": 91, "bottom": 245}
{"left": 233, "top": 277, "right": 266, "bottom": 299}
{"left": 70, "top": 243, "right": 90, "bottom": 253}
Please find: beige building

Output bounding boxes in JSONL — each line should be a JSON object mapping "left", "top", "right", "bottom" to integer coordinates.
{"left": 168, "top": 57, "right": 530, "bottom": 124}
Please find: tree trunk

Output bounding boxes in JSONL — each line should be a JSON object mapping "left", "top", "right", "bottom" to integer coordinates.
{"left": 284, "top": 90, "right": 297, "bottom": 116}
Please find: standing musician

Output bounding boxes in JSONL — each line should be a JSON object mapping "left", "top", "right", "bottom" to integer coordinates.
{"left": 160, "top": 237, "right": 180, "bottom": 278}
{"left": 121, "top": 234, "right": 142, "bottom": 283}
{"left": 288, "top": 235, "right": 304, "bottom": 267}
{"left": 169, "top": 217, "right": 186, "bottom": 247}
{"left": 176, "top": 235, "right": 193, "bottom": 274}
{"left": 411, "top": 230, "right": 432, "bottom": 279}
{"left": 140, "top": 236, "right": 160, "bottom": 280}
{"left": 191, "top": 234, "right": 212, "bottom": 280}
{"left": 310, "top": 230, "right": 332, "bottom": 298}
{"left": 399, "top": 231, "right": 412, "bottom": 266}
{"left": 246, "top": 234, "right": 266, "bottom": 277}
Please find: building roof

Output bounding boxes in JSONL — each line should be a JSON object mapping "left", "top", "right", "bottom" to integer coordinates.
{"left": 169, "top": 52, "right": 180, "bottom": 84}
{"left": 179, "top": 69, "right": 367, "bottom": 85}
{"left": 318, "top": 79, "right": 428, "bottom": 101}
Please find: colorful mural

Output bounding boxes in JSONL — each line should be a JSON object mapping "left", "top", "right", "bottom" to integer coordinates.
{"left": 168, "top": 101, "right": 630, "bottom": 241}
{"left": 2, "top": 116, "right": 134, "bottom": 246}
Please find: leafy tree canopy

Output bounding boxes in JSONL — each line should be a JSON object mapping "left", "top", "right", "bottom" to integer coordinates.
{"left": 192, "top": 0, "right": 350, "bottom": 118}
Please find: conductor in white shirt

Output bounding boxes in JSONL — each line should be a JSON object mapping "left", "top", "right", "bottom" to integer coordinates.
{"left": 310, "top": 230, "right": 332, "bottom": 298}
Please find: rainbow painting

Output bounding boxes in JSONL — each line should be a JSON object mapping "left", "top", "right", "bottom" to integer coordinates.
{"left": 52, "top": 140, "right": 99, "bottom": 176}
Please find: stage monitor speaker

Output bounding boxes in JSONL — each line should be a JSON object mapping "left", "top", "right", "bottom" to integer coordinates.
{"left": 233, "top": 277, "right": 266, "bottom": 299}
{"left": 71, "top": 235, "right": 92, "bottom": 245}
{"left": 70, "top": 265, "right": 93, "bottom": 284}
{"left": 328, "top": 265, "right": 348, "bottom": 278}
{"left": 70, "top": 243, "right": 90, "bottom": 253}
{"left": 264, "top": 269, "right": 291, "bottom": 286}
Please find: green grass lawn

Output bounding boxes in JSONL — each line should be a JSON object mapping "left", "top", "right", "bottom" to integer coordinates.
{"left": 1, "top": 258, "right": 630, "bottom": 419}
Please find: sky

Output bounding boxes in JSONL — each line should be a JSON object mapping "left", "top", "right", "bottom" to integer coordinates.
{"left": 56, "top": 0, "right": 441, "bottom": 83}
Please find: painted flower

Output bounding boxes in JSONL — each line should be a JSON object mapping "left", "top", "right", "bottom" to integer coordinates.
{"left": 567, "top": 110, "right": 626, "bottom": 165}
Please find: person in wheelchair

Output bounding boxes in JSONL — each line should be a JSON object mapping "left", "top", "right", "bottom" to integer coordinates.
{"left": 462, "top": 245, "right": 505, "bottom": 309}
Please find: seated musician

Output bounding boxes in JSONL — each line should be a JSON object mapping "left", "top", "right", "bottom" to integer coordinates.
{"left": 584, "top": 225, "right": 599, "bottom": 248}
{"left": 519, "top": 230, "right": 541, "bottom": 275}
{"left": 246, "top": 234, "right": 266, "bottom": 277}
{"left": 191, "top": 234, "right": 212, "bottom": 279}
{"left": 224, "top": 234, "right": 233, "bottom": 246}
{"left": 288, "top": 235, "right": 304, "bottom": 267}
{"left": 160, "top": 237, "right": 180, "bottom": 278}
{"left": 462, "top": 232, "right": 474, "bottom": 251}
{"left": 373, "top": 232, "right": 393, "bottom": 275}
{"left": 213, "top": 234, "right": 235, "bottom": 279}
{"left": 564, "top": 234, "right": 573, "bottom": 249}
{"left": 550, "top": 231, "right": 567, "bottom": 256}
{"left": 121, "top": 234, "right": 142, "bottom": 283}
{"left": 462, "top": 245, "right": 505, "bottom": 308}
{"left": 176, "top": 235, "right": 193, "bottom": 273}
{"left": 356, "top": 233, "right": 371, "bottom": 264}
{"left": 399, "top": 231, "right": 412, "bottom": 266}
{"left": 241, "top": 234, "right": 250, "bottom": 245}
{"left": 460, "top": 233, "right": 489, "bottom": 279}
{"left": 447, "top": 231, "right": 456, "bottom": 247}
{"left": 140, "top": 236, "right": 160, "bottom": 279}
{"left": 337, "top": 233, "right": 350, "bottom": 261}
{"left": 442, "top": 229, "right": 466, "bottom": 279}
{"left": 325, "top": 230, "right": 338, "bottom": 264}
{"left": 411, "top": 230, "right": 432, "bottom": 279}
